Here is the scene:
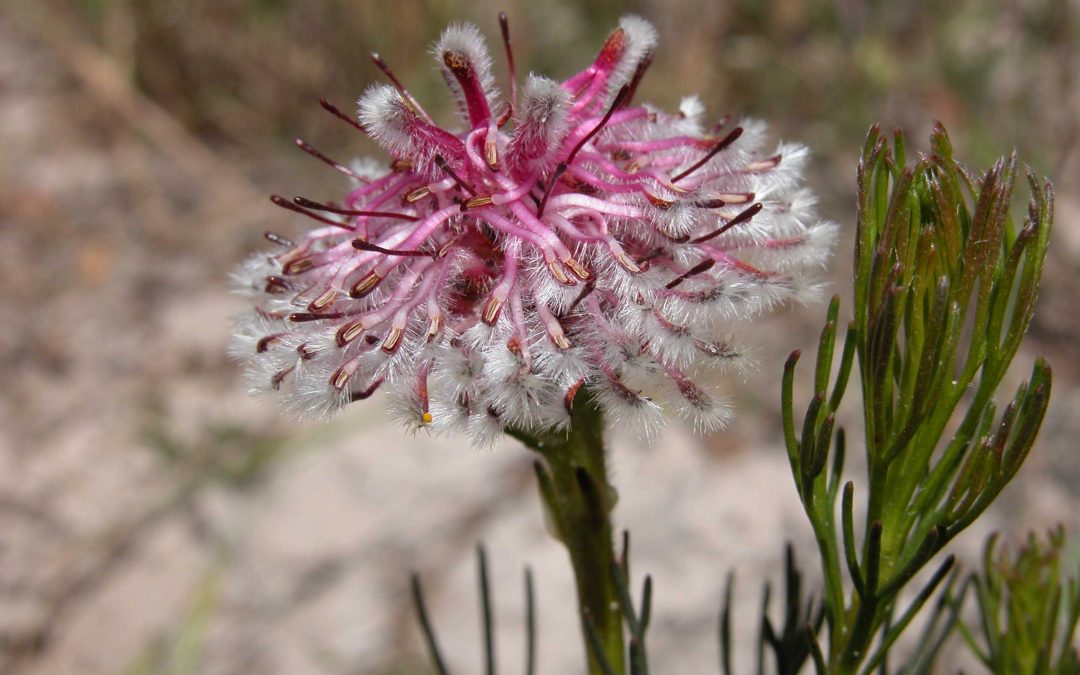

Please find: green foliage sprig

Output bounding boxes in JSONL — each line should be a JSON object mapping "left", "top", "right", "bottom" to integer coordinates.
{"left": 782, "top": 123, "right": 1054, "bottom": 674}
{"left": 963, "top": 527, "right": 1080, "bottom": 674}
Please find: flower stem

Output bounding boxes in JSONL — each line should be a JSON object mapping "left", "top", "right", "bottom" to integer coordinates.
{"left": 508, "top": 394, "right": 625, "bottom": 675}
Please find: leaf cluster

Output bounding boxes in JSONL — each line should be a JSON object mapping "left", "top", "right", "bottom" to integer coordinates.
{"left": 962, "top": 527, "right": 1080, "bottom": 674}
{"left": 782, "top": 123, "right": 1054, "bottom": 673}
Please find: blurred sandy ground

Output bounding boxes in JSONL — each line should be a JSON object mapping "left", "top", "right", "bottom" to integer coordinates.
{"left": 1, "top": 0, "right": 1078, "bottom": 672}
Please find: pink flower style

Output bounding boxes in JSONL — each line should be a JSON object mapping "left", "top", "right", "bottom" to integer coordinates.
{"left": 230, "top": 15, "right": 835, "bottom": 445}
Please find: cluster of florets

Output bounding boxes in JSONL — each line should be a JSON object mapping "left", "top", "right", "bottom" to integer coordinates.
{"left": 230, "top": 15, "right": 835, "bottom": 445}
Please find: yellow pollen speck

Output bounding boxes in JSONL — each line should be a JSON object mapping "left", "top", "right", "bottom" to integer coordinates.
{"left": 421, "top": 411, "right": 433, "bottom": 425}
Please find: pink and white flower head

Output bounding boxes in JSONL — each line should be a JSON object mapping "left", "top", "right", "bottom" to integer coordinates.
{"left": 230, "top": 15, "right": 836, "bottom": 445}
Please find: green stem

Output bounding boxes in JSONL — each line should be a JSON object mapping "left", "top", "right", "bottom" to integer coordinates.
{"left": 508, "top": 394, "right": 626, "bottom": 675}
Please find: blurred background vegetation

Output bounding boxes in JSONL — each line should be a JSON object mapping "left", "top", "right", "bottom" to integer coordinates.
{"left": 1, "top": 0, "right": 1077, "bottom": 673}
